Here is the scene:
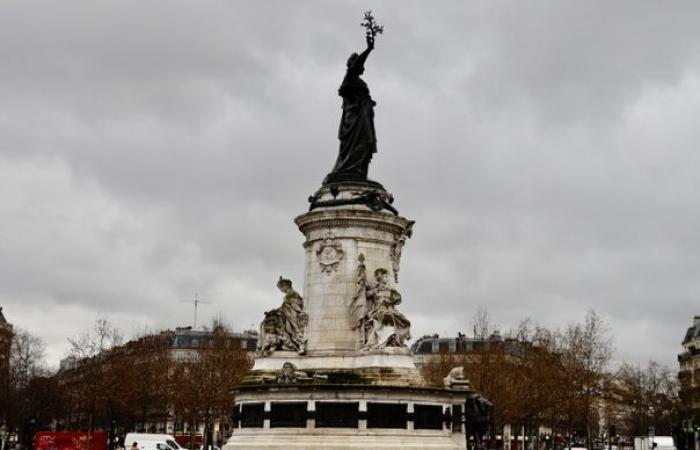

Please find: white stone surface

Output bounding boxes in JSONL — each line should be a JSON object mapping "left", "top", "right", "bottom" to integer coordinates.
{"left": 224, "top": 433, "right": 466, "bottom": 449}
{"left": 294, "top": 209, "right": 413, "bottom": 356}
{"left": 226, "top": 385, "right": 469, "bottom": 449}
{"left": 252, "top": 353, "right": 416, "bottom": 371}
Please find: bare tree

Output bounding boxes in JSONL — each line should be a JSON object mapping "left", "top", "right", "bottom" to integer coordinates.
{"left": 9, "top": 329, "right": 47, "bottom": 390}
{"left": 171, "top": 321, "right": 252, "bottom": 446}
{"left": 63, "top": 317, "right": 123, "bottom": 431}
{"left": 67, "top": 317, "right": 123, "bottom": 359}
{"left": 472, "top": 307, "right": 493, "bottom": 340}
{"left": 5, "top": 328, "right": 49, "bottom": 446}
{"left": 613, "top": 361, "right": 680, "bottom": 436}
{"left": 561, "top": 309, "right": 613, "bottom": 447}
{"left": 117, "top": 330, "right": 172, "bottom": 430}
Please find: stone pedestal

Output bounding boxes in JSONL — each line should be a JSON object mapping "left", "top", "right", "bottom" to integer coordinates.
{"left": 228, "top": 385, "right": 470, "bottom": 450}
{"left": 225, "top": 183, "right": 471, "bottom": 449}
{"left": 297, "top": 208, "right": 411, "bottom": 356}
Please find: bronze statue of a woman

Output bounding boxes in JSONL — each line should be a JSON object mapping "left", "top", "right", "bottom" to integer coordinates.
{"left": 324, "top": 13, "right": 383, "bottom": 185}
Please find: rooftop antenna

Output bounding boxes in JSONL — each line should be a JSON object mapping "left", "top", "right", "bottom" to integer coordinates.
{"left": 180, "top": 293, "right": 211, "bottom": 330}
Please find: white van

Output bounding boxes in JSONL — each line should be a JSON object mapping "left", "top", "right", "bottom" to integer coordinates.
{"left": 124, "top": 434, "right": 184, "bottom": 450}
{"left": 634, "top": 436, "right": 676, "bottom": 450}
{"left": 652, "top": 436, "right": 676, "bottom": 450}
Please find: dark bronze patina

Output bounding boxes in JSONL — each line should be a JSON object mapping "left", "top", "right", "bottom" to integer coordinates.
{"left": 323, "top": 12, "right": 383, "bottom": 186}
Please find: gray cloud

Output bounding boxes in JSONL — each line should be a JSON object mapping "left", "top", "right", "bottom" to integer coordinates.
{"left": 1, "top": 0, "right": 699, "bottom": 369}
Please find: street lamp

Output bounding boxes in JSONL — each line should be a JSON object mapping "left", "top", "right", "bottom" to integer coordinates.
{"left": 27, "top": 418, "right": 37, "bottom": 450}
{"left": 205, "top": 408, "right": 213, "bottom": 450}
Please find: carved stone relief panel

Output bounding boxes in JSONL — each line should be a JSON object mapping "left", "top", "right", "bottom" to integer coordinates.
{"left": 316, "top": 231, "right": 344, "bottom": 274}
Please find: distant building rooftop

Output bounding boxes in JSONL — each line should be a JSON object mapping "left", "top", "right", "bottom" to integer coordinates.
{"left": 410, "top": 331, "right": 526, "bottom": 357}
{"left": 168, "top": 326, "right": 258, "bottom": 351}
{"left": 58, "top": 326, "right": 259, "bottom": 371}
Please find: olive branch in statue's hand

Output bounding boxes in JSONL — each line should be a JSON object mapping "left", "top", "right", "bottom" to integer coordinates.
{"left": 362, "top": 11, "right": 383, "bottom": 49}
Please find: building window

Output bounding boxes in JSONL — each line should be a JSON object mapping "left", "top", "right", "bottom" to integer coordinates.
{"left": 366, "top": 403, "right": 407, "bottom": 429}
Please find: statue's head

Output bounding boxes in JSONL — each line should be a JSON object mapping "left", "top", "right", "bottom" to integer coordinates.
{"left": 277, "top": 276, "right": 292, "bottom": 292}
{"left": 346, "top": 52, "right": 359, "bottom": 68}
{"left": 347, "top": 52, "right": 365, "bottom": 74}
{"left": 374, "top": 268, "right": 389, "bottom": 283}
{"left": 281, "top": 361, "right": 295, "bottom": 376}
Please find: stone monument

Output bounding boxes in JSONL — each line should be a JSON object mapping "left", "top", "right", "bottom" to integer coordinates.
{"left": 224, "top": 12, "right": 478, "bottom": 449}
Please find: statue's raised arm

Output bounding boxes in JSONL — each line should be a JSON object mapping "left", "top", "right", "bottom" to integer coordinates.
{"left": 349, "top": 35, "right": 374, "bottom": 74}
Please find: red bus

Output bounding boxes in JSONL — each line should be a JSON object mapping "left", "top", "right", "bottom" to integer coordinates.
{"left": 35, "top": 432, "right": 108, "bottom": 450}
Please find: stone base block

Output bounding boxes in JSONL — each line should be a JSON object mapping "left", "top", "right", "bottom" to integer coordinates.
{"left": 253, "top": 352, "right": 415, "bottom": 371}
{"left": 223, "top": 432, "right": 466, "bottom": 449}
{"left": 247, "top": 353, "right": 424, "bottom": 386}
{"left": 224, "top": 384, "right": 469, "bottom": 450}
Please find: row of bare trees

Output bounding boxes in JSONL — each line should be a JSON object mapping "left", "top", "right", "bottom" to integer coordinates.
{"left": 2, "top": 311, "right": 682, "bottom": 448}
{"left": 612, "top": 362, "right": 680, "bottom": 437}
{"left": 421, "top": 309, "right": 681, "bottom": 445}
{"left": 1, "top": 328, "right": 56, "bottom": 448}
{"left": 1, "top": 319, "right": 251, "bottom": 447}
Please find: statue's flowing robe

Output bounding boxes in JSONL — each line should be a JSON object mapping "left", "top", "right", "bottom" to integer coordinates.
{"left": 364, "top": 285, "right": 410, "bottom": 349}
{"left": 325, "top": 63, "right": 377, "bottom": 183}
{"left": 280, "top": 290, "right": 304, "bottom": 345}
{"left": 258, "top": 289, "right": 304, "bottom": 353}
{"left": 350, "top": 263, "right": 369, "bottom": 333}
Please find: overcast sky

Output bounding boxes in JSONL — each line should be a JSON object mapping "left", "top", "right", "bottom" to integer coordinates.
{"left": 1, "top": 1, "right": 699, "bottom": 369}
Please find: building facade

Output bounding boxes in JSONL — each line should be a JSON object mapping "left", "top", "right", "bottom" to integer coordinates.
{"left": 59, "top": 326, "right": 258, "bottom": 372}
{"left": 0, "top": 307, "right": 14, "bottom": 450}
{"left": 411, "top": 331, "right": 525, "bottom": 368}
{"left": 0, "top": 307, "right": 12, "bottom": 377}
{"left": 679, "top": 315, "right": 700, "bottom": 429}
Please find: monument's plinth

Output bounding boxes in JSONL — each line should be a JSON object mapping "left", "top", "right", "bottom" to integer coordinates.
{"left": 224, "top": 184, "right": 472, "bottom": 449}
{"left": 228, "top": 384, "right": 470, "bottom": 450}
